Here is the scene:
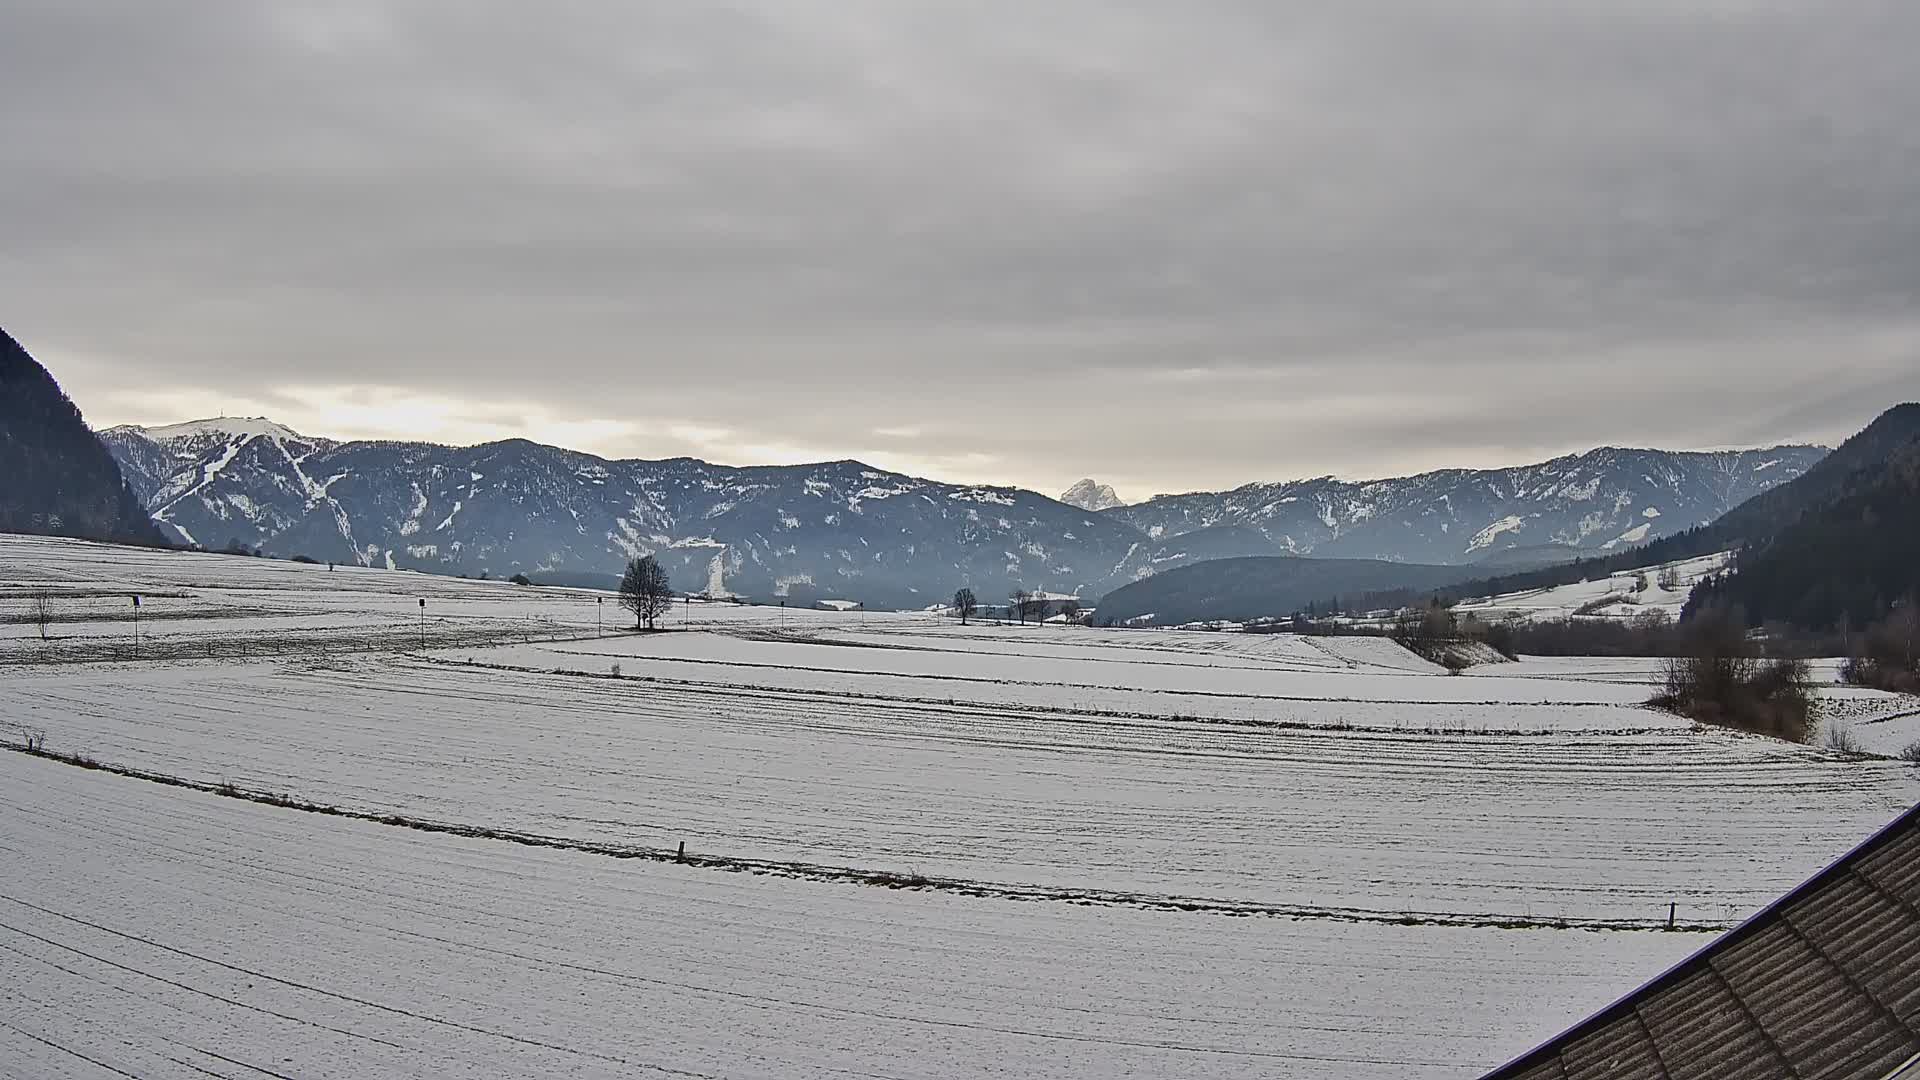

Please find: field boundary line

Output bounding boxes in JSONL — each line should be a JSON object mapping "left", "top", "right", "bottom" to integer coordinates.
{"left": 3, "top": 741, "right": 1726, "bottom": 934}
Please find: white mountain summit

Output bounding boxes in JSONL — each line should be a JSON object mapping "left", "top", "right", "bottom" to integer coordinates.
{"left": 1059, "top": 478, "right": 1125, "bottom": 512}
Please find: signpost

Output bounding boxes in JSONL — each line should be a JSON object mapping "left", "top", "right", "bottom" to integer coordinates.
{"left": 131, "top": 594, "right": 140, "bottom": 658}
{"left": 418, "top": 597, "right": 426, "bottom": 650}
{"left": 597, "top": 595, "right": 603, "bottom": 637}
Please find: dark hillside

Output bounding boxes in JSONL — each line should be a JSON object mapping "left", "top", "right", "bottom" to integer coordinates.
{"left": 1688, "top": 436, "right": 1920, "bottom": 629}
{"left": 0, "top": 328, "right": 165, "bottom": 546}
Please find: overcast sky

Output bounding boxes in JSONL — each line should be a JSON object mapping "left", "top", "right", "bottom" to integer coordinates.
{"left": 4, "top": 1, "right": 1917, "bottom": 499}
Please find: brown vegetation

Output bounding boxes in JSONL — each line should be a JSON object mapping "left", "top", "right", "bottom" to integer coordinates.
{"left": 1650, "top": 607, "right": 1815, "bottom": 743}
{"left": 1841, "top": 602, "right": 1920, "bottom": 694}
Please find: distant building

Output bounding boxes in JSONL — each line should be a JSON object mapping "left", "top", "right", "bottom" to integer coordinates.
{"left": 1025, "top": 591, "right": 1083, "bottom": 619}
{"left": 976, "top": 591, "right": 1086, "bottom": 622}
{"left": 814, "top": 598, "right": 862, "bottom": 612}
{"left": 1483, "top": 801, "right": 1920, "bottom": 1079}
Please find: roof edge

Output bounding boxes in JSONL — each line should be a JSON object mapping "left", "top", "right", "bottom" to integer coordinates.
{"left": 1482, "top": 799, "right": 1920, "bottom": 1079}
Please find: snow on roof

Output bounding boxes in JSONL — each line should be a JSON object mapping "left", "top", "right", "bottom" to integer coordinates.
{"left": 815, "top": 599, "right": 862, "bottom": 611}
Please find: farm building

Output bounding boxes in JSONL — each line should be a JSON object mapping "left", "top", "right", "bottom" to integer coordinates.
{"left": 1483, "top": 802, "right": 1920, "bottom": 1079}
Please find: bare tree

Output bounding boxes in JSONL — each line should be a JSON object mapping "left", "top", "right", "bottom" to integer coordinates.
{"left": 30, "top": 592, "right": 52, "bottom": 641}
{"left": 1009, "top": 588, "right": 1031, "bottom": 625}
{"left": 952, "top": 587, "right": 977, "bottom": 625}
{"left": 619, "top": 555, "right": 674, "bottom": 630}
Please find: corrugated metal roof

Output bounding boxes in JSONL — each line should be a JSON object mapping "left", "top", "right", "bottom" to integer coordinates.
{"left": 1484, "top": 803, "right": 1920, "bottom": 1080}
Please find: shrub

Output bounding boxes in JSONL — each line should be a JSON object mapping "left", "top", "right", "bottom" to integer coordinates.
{"left": 1441, "top": 650, "right": 1471, "bottom": 675}
{"left": 1840, "top": 603, "right": 1920, "bottom": 693}
{"left": 1480, "top": 618, "right": 1521, "bottom": 661}
{"left": 290, "top": 554, "right": 320, "bottom": 564}
{"left": 1899, "top": 741, "right": 1920, "bottom": 764}
{"left": 1650, "top": 607, "right": 1815, "bottom": 742}
{"left": 1390, "top": 600, "right": 1456, "bottom": 662}
{"left": 1823, "top": 723, "right": 1863, "bottom": 755}
{"left": 509, "top": 573, "right": 533, "bottom": 586}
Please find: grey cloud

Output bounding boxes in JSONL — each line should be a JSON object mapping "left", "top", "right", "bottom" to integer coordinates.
{"left": 3, "top": 0, "right": 1918, "bottom": 497}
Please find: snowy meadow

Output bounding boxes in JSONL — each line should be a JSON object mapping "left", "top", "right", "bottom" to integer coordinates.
{"left": 4, "top": 534, "right": 1919, "bottom": 1078}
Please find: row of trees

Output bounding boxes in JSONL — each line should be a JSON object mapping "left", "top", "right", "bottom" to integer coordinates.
{"left": 950, "top": 587, "right": 1081, "bottom": 626}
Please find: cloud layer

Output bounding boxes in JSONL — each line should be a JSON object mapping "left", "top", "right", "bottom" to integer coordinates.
{"left": 5, "top": 1, "right": 1917, "bottom": 498}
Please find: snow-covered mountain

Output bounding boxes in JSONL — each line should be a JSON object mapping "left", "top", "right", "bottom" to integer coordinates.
{"left": 1059, "top": 478, "right": 1125, "bottom": 512}
{"left": 1104, "top": 446, "right": 1828, "bottom": 566}
{"left": 101, "top": 418, "right": 1169, "bottom": 605}
{"left": 100, "top": 418, "right": 1825, "bottom": 606}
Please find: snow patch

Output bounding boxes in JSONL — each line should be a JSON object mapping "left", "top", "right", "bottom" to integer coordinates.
{"left": 1466, "top": 515, "right": 1526, "bottom": 553}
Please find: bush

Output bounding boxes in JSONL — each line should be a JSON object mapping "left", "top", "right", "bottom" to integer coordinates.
{"left": 290, "top": 554, "right": 320, "bottom": 564}
{"left": 509, "top": 573, "right": 533, "bottom": 586}
{"left": 1390, "top": 600, "right": 1456, "bottom": 662}
{"left": 1899, "top": 741, "right": 1920, "bottom": 764}
{"left": 1823, "top": 723, "right": 1863, "bottom": 755}
{"left": 1480, "top": 618, "right": 1521, "bottom": 661}
{"left": 1650, "top": 607, "right": 1815, "bottom": 742}
{"left": 1841, "top": 604, "right": 1920, "bottom": 693}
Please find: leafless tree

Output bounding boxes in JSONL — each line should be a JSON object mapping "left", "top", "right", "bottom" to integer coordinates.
{"left": 619, "top": 555, "right": 674, "bottom": 630}
{"left": 30, "top": 592, "right": 52, "bottom": 641}
{"left": 952, "top": 588, "right": 977, "bottom": 625}
{"left": 1009, "top": 588, "right": 1031, "bottom": 625}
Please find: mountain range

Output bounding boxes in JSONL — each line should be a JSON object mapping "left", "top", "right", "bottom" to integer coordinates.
{"left": 98, "top": 414, "right": 1825, "bottom": 607}
{"left": 1108, "top": 445, "right": 1827, "bottom": 566}
{"left": 1102, "top": 402, "right": 1920, "bottom": 629}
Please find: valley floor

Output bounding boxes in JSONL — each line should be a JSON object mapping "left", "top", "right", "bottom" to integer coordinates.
{"left": 4, "top": 534, "right": 1918, "bottom": 1077}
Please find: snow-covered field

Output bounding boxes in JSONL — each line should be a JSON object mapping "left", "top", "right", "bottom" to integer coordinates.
{"left": 1451, "top": 551, "right": 1731, "bottom": 623}
{"left": 4, "top": 534, "right": 1918, "bottom": 1078}
{"left": 0, "top": 750, "right": 1694, "bottom": 1079}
